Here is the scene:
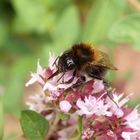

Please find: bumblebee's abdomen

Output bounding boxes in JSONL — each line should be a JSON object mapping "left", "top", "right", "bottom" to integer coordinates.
{"left": 85, "top": 64, "right": 107, "bottom": 80}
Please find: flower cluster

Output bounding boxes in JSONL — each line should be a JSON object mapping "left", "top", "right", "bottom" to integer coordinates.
{"left": 26, "top": 53, "right": 140, "bottom": 140}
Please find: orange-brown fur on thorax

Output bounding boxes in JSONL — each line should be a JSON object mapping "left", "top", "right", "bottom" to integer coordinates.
{"left": 72, "top": 43, "right": 102, "bottom": 69}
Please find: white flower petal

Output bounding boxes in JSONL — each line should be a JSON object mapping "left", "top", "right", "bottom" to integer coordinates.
{"left": 49, "top": 52, "right": 57, "bottom": 71}
{"left": 122, "top": 131, "right": 140, "bottom": 140}
{"left": 106, "top": 93, "right": 131, "bottom": 118}
{"left": 25, "top": 73, "right": 37, "bottom": 87}
{"left": 43, "top": 82, "right": 57, "bottom": 91}
{"left": 125, "top": 107, "right": 140, "bottom": 130}
{"left": 25, "top": 60, "right": 46, "bottom": 86}
{"left": 76, "top": 95, "right": 111, "bottom": 117}
{"left": 37, "top": 59, "right": 43, "bottom": 74}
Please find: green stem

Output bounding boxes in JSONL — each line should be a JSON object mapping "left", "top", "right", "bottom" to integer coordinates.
{"left": 78, "top": 116, "right": 83, "bottom": 140}
{"left": 45, "top": 111, "right": 60, "bottom": 139}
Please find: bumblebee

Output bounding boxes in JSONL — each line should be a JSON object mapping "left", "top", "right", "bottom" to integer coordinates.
{"left": 48, "top": 43, "right": 117, "bottom": 83}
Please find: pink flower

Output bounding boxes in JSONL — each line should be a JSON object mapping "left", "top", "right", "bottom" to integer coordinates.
{"left": 48, "top": 52, "right": 57, "bottom": 71}
{"left": 26, "top": 93, "right": 47, "bottom": 113}
{"left": 25, "top": 52, "right": 140, "bottom": 140}
{"left": 82, "top": 128, "right": 94, "bottom": 140}
{"left": 48, "top": 90, "right": 61, "bottom": 100}
{"left": 106, "top": 93, "right": 131, "bottom": 118}
{"left": 122, "top": 131, "right": 140, "bottom": 140}
{"left": 92, "top": 79, "right": 104, "bottom": 93}
{"left": 76, "top": 95, "right": 112, "bottom": 117}
{"left": 59, "top": 100, "right": 72, "bottom": 113}
{"left": 43, "top": 81, "right": 58, "bottom": 91}
{"left": 25, "top": 60, "right": 46, "bottom": 86}
{"left": 43, "top": 70, "right": 78, "bottom": 91}
{"left": 124, "top": 106, "right": 140, "bottom": 131}
{"left": 107, "top": 130, "right": 117, "bottom": 140}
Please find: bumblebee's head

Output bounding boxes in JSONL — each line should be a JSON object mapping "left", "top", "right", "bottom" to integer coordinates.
{"left": 58, "top": 50, "right": 76, "bottom": 72}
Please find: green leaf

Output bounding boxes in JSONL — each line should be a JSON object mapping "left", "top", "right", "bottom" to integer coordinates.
{"left": 41, "top": 6, "right": 80, "bottom": 60}
{"left": 109, "top": 14, "right": 140, "bottom": 50}
{"left": 3, "top": 37, "right": 32, "bottom": 55}
{"left": 82, "top": 0, "right": 126, "bottom": 44}
{"left": 20, "top": 110, "right": 49, "bottom": 140}
{"left": 52, "top": 5, "right": 80, "bottom": 46}
{"left": 12, "top": 0, "right": 56, "bottom": 33}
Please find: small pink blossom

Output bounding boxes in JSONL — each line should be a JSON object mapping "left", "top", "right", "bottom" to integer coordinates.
{"left": 124, "top": 106, "right": 140, "bottom": 131}
{"left": 106, "top": 93, "right": 131, "bottom": 118}
{"left": 43, "top": 80, "right": 58, "bottom": 91}
{"left": 107, "top": 93, "right": 130, "bottom": 108}
{"left": 26, "top": 93, "right": 47, "bottom": 113}
{"left": 59, "top": 100, "right": 72, "bottom": 113}
{"left": 43, "top": 70, "right": 78, "bottom": 91}
{"left": 92, "top": 79, "right": 104, "bottom": 93}
{"left": 25, "top": 60, "right": 45, "bottom": 86}
{"left": 76, "top": 95, "right": 112, "bottom": 117}
{"left": 122, "top": 131, "right": 140, "bottom": 140}
{"left": 48, "top": 52, "right": 57, "bottom": 71}
{"left": 82, "top": 128, "right": 94, "bottom": 140}
{"left": 107, "top": 130, "right": 117, "bottom": 139}
{"left": 45, "top": 90, "right": 61, "bottom": 101}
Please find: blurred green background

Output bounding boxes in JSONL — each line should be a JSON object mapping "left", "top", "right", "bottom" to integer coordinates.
{"left": 1, "top": 0, "right": 140, "bottom": 139}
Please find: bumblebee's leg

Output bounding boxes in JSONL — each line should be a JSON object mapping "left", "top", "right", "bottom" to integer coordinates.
{"left": 65, "top": 81, "right": 83, "bottom": 92}
{"left": 72, "top": 80, "right": 84, "bottom": 88}
{"left": 62, "top": 76, "right": 65, "bottom": 83}
{"left": 107, "top": 90, "right": 119, "bottom": 107}
{"left": 47, "top": 70, "right": 59, "bottom": 80}
{"left": 57, "top": 72, "right": 65, "bottom": 82}
{"left": 52, "top": 56, "right": 60, "bottom": 67}
{"left": 87, "top": 65, "right": 118, "bottom": 106}
{"left": 103, "top": 79, "right": 110, "bottom": 87}
{"left": 65, "top": 75, "right": 86, "bottom": 91}
{"left": 87, "top": 74, "right": 111, "bottom": 88}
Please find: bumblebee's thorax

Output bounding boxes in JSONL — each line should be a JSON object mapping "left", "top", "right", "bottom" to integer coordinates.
{"left": 72, "top": 43, "right": 94, "bottom": 68}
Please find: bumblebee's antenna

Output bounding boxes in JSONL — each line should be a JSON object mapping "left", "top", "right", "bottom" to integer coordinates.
{"left": 106, "top": 87, "right": 119, "bottom": 108}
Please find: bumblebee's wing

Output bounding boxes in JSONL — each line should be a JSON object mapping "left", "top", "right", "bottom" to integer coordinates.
{"left": 92, "top": 51, "right": 117, "bottom": 70}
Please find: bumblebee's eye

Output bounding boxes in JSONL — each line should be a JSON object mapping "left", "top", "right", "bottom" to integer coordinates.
{"left": 67, "top": 59, "right": 73, "bottom": 66}
{"left": 66, "top": 59, "right": 75, "bottom": 69}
